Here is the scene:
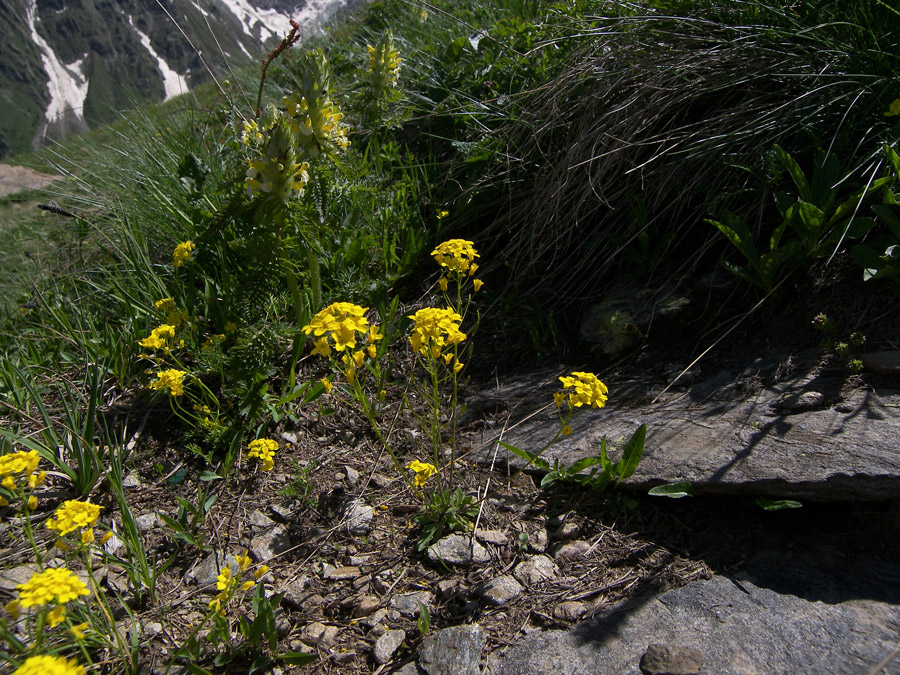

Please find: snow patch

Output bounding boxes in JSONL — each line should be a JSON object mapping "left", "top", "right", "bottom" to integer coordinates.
{"left": 128, "top": 17, "right": 189, "bottom": 101}
{"left": 214, "top": 0, "right": 353, "bottom": 43}
{"left": 27, "top": 0, "right": 89, "bottom": 125}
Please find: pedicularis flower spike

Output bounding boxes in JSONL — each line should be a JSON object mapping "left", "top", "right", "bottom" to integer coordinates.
{"left": 408, "top": 307, "right": 466, "bottom": 358}
{"left": 366, "top": 31, "right": 402, "bottom": 90}
{"left": 13, "top": 655, "right": 85, "bottom": 675}
{"left": 46, "top": 500, "right": 102, "bottom": 536}
{"left": 432, "top": 239, "right": 479, "bottom": 276}
{"left": 558, "top": 372, "right": 609, "bottom": 409}
{"left": 248, "top": 438, "right": 278, "bottom": 471}
{"left": 17, "top": 568, "right": 89, "bottom": 607}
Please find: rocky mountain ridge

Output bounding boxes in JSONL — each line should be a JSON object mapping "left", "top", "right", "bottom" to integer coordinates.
{"left": 0, "top": 0, "right": 353, "bottom": 159}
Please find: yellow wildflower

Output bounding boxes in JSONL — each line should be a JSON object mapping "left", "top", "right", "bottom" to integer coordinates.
{"left": 405, "top": 460, "right": 437, "bottom": 487}
{"left": 149, "top": 369, "right": 187, "bottom": 397}
{"left": 236, "top": 551, "right": 251, "bottom": 573}
{"left": 241, "top": 580, "right": 255, "bottom": 591}
{"left": 303, "top": 302, "right": 374, "bottom": 355}
{"left": 562, "top": 425, "right": 573, "bottom": 437}
{"left": 71, "top": 622, "right": 88, "bottom": 639}
{"left": 473, "top": 279, "right": 484, "bottom": 292}
{"left": 173, "top": 241, "right": 195, "bottom": 267}
{"left": 224, "top": 321, "right": 238, "bottom": 334}
{"left": 0, "top": 450, "right": 40, "bottom": 483}
{"left": 558, "top": 372, "right": 609, "bottom": 409}
{"left": 47, "top": 605, "right": 66, "bottom": 627}
{"left": 885, "top": 99, "right": 900, "bottom": 117}
{"left": 438, "top": 277, "right": 448, "bottom": 292}
{"left": 247, "top": 438, "right": 278, "bottom": 471}
{"left": 138, "top": 324, "right": 176, "bottom": 352}
{"left": 13, "top": 655, "right": 85, "bottom": 675}
{"left": 17, "top": 568, "right": 89, "bottom": 607}
{"left": 431, "top": 239, "right": 479, "bottom": 276}
{"left": 320, "top": 377, "right": 333, "bottom": 394}
{"left": 254, "top": 565, "right": 269, "bottom": 580}
{"left": 436, "top": 209, "right": 449, "bottom": 220}
{"left": 216, "top": 567, "right": 236, "bottom": 594}
{"left": 408, "top": 307, "right": 466, "bottom": 358}
{"left": 46, "top": 500, "right": 102, "bottom": 536}
{"left": 5, "top": 599, "right": 20, "bottom": 619}
{"left": 26, "top": 495, "right": 37, "bottom": 510}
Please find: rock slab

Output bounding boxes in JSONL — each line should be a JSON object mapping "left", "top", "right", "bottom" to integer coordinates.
{"left": 470, "top": 366, "right": 900, "bottom": 501}
{"left": 486, "top": 574, "right": 900, "bottom": 674}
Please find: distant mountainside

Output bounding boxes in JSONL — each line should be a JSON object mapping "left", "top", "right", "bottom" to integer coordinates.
{"left": 0, "top": 0, "right": 354, "bottom": 159}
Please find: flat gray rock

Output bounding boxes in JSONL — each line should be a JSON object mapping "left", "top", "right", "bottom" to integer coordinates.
{"left": 469, "top": 366, "right": 900, "bottom": 500}
{"left": 428, "top": 534, "right": 490, "bottom": 566}
{"left": 418, "top": 624, "right": 487, "bottom": 675}
{"left": 486, "top": 572, "right": 900, "bottom": 674}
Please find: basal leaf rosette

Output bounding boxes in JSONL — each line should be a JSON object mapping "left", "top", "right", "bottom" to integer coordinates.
{"left": 302, "top": 302, "right": 383, "bottom": 383}
{"left": 408, "top": 307, "right": 466, "bottom": 365}
{"left": 556, "top": 372, "right": 609, "bottom": 409}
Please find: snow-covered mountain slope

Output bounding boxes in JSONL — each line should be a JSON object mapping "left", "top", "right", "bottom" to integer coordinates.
{"left": 0, "top": 0, "right": 358, "bottom": 159}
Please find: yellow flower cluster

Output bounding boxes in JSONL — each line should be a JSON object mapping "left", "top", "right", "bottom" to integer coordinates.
{"left": 405, "top": 460, "right": 437, "bottom": 487}
{"left": 154, "top": 297, "right": 188, "bottom": 328}
{"left": 46, "top": 500, "right": 102, "bottom": 542}
{"left": 138, "top": 324, "right": 177, "bottom": 353}
{"left": 303, "top": 303, "right": 378, "bottom": 354}
{"left": 0, "top": 450, "right": 45, "bottom": 505}
{"left": 14, "top": 567, "right": 89, "bottom": 627}
{"left": 149, "top": 369, "right": 187, "bottom": 397}
{"left": 885, "top": 99, "right": 900, "bottom": 117}
{"left": 173, "top": 240, "right": 195, "bottom": 267}
{"left": 557, "top": 372, "right": 609, "bottom": 409}
{"left": 432, "top": 239, "right": 479, "bottom": 276}
{"left": 247, "top": 438, "right": 278, "bottom": 471}
{"left": 13, "top": 655, "right": 85, "bottom": 675}
{"left": 408, "top": 307, "right": 467, "bottom": 359}
{"left": 366, "top": 35, "right": 402, "bottom": 90}
{"left": 208, "top": 550, "right": 267, "bottom": 613}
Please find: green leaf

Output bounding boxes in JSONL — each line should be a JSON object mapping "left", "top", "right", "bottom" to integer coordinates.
{"left": 795, "top": 201, "right": 825, "bottom": 232}
{"left": 500, "top": 441, "right": 549, "bottom": 470}
{"left": 183, "top": 663, "right": 215, "bottom": 675}
{"left": 774, "top": 144, "right": 812, "bottom": 203}
{"left": 568, "top": 456, "right": 602, "bottom": 475}
{"left": 599, "top": 437, "right": 612, "bottom": 475}
{"left": 167, "top": 467, "right": 188, "bottom": 485}
{"left": 248, "top": 655, "right": 274, "bottom": 675}
{"left": 417, "top": 601, "right": 431, "bottom": 636}
{"left": 648, "top": 481, "right": 694, "bottom": 498}
{"left": 756, "top": 497, "right": 802, "bottom": 511}
{"left": 199, "top": 471, "right": 222, "bottom": 482}
{"left": 616, "top": 424, "right": 646, "bottom": 484}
